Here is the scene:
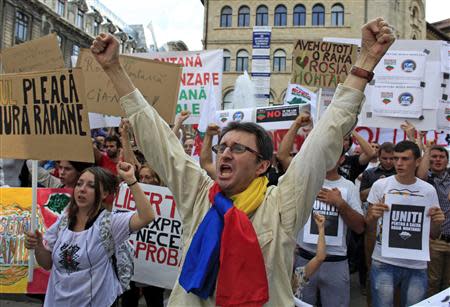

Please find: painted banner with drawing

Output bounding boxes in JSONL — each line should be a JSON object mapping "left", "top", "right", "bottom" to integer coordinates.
{"left": 113, "top": 183, "right": 182, "bottom": 289}
{"left": 291, "top": 40, "right": 357, "bottom": 89}
{"left": 0, "top": 188, "right": 71, "bottom": 293}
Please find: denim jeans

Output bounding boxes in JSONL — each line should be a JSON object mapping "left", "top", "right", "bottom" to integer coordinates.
{"left": 370, "top": 259, "right": 427, "bottom": 307}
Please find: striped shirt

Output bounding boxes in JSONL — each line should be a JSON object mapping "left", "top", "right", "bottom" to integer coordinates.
{"left": 427, "top": 168, "right": 450, "bottom": 235}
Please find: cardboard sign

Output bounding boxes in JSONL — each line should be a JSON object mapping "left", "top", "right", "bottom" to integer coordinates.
{"left": 0, "top": 34, "right": 65, "bottom": 73}
{"left": 0, "top": 188, "right": 71, "bottom": 294}
{"left": 77, "top": 49, "right": 182, "bottom": 123}
{"left": 0, "top": 68, "right": 94, "bottom": 162}
{"left": 114, "top": 183, "right": 182, "bottom": 289}
{"left": 291, "top": 40, "right": 357, "bottom": 88}
{"left": 381, "top": 194, "right": 431, "bottom": 261}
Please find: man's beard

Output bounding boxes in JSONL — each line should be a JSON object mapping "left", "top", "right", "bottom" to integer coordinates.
{"left": 107, "top": 151, "right": 118, "bottom": 159}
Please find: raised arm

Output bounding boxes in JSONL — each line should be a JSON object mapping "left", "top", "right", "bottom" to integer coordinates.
{"left": 172, "top": 111, "right": 190, "bottom": 140}
{"left": 276, "top": 113, "right": 312, "bottom": 172}
{"left": 352, "top": 130, "right": 376, "bottom": 165}
{"left": 91, "top": 34, "right": 212, "bottom": 221}
{"left": 117, "top": 162, "right": 155, "bottom": 231}
{"left": 119, "top": 119, "right": 141, "bottom": 171}
{"left": 304, "top": 213, "right": 326, "bottom": 279}
{"left": 199, "top": 124, "right": 219, "bottom": 179}
{"left": 272, "top": 18, "right": 395, "bottom": 236}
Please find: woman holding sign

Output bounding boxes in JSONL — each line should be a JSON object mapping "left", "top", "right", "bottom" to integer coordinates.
{"left": 25, "top": 162, "right": 155, "bottom": 307}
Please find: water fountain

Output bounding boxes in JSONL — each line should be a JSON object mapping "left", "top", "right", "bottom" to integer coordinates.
{"left": 230, "top": 71, "right": 256, "bottom": 110}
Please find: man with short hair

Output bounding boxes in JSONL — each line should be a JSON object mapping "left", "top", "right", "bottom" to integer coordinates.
{"left": 91, "top": 18, "right": 396, "bottom": 307}
{"left": 296, "top": 152, "right": 365, "bottom": 306}
{"left": 94, "top": 135, "right": 122, "bottom": 175}
{"left": 417, "top": 145, "right": 450, "bottom": 295}
{"left": 360, "top": 142, "right": 396, "bottom": 203}
{"left": 366, "top": 141, "right": 444, "bottom": 307}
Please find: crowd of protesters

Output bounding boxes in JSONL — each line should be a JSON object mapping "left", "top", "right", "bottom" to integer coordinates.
{"left": 0, "top": 16, "right": 446, "bottom": 307}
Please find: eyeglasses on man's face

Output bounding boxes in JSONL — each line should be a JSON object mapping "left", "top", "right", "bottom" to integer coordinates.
{"left": 212, "top": 143, "right": 264, "bottom": 160}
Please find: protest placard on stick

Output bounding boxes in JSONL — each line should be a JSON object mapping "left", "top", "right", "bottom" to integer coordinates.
{"left": 0, "top": 68, "right": 94, "bottom": 162}
{"left": 0, "top": 34, "right": 65, "bottom": 73}
{"left": 291, "top": 40, "right": 357, "bottom": 89}
{"left": 77, "top": 49, "right": 182, "bottom": 124}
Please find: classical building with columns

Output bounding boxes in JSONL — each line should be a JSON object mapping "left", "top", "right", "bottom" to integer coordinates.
{"left": 0, "top": 0, "right": 148, "bottom": 68}
{"left": 200, "top": 0, "right": 426, "bottom": 107}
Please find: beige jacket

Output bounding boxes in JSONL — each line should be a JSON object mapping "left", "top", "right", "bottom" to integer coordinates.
{"left": 120, "top": 84, "right": 364, "bottom": 306}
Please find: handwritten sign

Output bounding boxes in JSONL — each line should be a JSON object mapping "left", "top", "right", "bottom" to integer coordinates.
{"left": 0, "top": 68, "right": 94, "bottom": 162}
{"left": 0, "top": 34, "right": 65, "bottom": 73}
{"left": 77, "top": 49, "right": 182, "bottom": 123}
{"left": 291, "top": 40, "right": 357, "bottom": 88}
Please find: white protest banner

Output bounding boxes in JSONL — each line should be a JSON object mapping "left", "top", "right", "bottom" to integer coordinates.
{"left": 381, "top": 194, "right": 431, "bottom": 261}
{"left": 303, "top": 187, "right": 346, "bottom": 246}
{"left": 114, "top": 183, "right": 182, "bottom": 289}
{"left": 88, "top": 113, "right": 121, "bottom": 129}
{"left": 284, "top": 83, "right": 318, "bottom": 122}
{"left": 370, "top": 84, "right": 423, "bottom": 119}
{"left": 256, "top": 105, "right": 301, "bottom": 130}
{"left": 373, "top": 51, "right": 426, "bottom": 84}
{"left": 437, "top": 100, "right": 450, "bottom": 131}
{"left": 133, "top": 50, "right": 223, "bottom": 125}
{"left": 215, "top": 108, "right": 254, "bottom": 128}
{"left": 441, "top": 42, "right": 450, "bottom": 73}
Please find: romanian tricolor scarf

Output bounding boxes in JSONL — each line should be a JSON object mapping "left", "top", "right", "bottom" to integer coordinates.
{"left": 179, "top": 176, "right": 269, "bottom": 307}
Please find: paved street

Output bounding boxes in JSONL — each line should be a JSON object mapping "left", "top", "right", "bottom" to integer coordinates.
{"left": 0, "top": 273, "right": 367, "bottom": 307}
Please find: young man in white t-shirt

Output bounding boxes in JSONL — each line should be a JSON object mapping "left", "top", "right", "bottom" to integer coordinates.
{"left": 366, "top": 141, "right": 445, "bottom": 307}
{"left": 296, "top": 153, "right": 365, "bottom": 307}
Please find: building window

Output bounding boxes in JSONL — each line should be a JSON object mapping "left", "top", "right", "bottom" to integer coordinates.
{"left": 220, "top": 6, "right": 232, "bottom": 27}
{"left": 57, "top": 0, "right": 65, "bottom": 16}
{"left": 273, "top": 49, "right": 286, "bottom": 72}
{"left": 72, "top": 44, "right": 80, "bottom": 56}
{"left": 256, "top": 5, "right": 268, "bottom": 26}
{"left": 293, "top": 4, "right": 306, "bottom": 26}
{"left": 223, "top": 90, "right": 234, "bottom": 109}
{"left": 223, "top": 49, "right": 231, "bottom": 72}
{"left": 274, "top": 5, "right": 287, "bottom": 26}
{"left": 238, "top": 6, "right": 250, "bottom": 27}
{"left": 331, "top": 4, "right": 344, "bottom": 26}
{"left": 312, "top": 4, "right": 325, "bottom": 26}
{"left": 93, "top": 21, "right": 100, "bottom": 36}
{"left": 57, "top": 34, "right": 63, "bottom": 49}
{"left": 76, "top": 9, "right": 84, "bottom": 28}
{"left": 15, "top": 11, "right": 29, "bottom": 44}
{"left": 236, "top": 49, "right": 249, "bottom": 72}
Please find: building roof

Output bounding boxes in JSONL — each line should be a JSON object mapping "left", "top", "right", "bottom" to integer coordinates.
{"left": 426, "top": 21, "right": 450, "bottom": 41}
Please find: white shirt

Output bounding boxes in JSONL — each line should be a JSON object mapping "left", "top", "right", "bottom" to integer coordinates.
{"left": 297, "top": 177, "right": 363, "bottom": 256}
{"left": 367, "top": 176, "right": 439, "bottom": 269}
{"left": 43, "top": 210, "right": 133, "bottom": 307}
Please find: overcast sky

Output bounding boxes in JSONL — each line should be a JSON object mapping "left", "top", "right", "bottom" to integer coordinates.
{"left": 100, "top": 0, "right": 449, "bottom": 51}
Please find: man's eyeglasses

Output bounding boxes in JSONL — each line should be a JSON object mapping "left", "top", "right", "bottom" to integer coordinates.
{"left": 212, "top": 143, "right": 264, "bottom": 160}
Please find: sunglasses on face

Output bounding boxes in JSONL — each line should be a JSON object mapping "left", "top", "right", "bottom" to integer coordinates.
{"left": 212, "top": 143, "right": 264, "bottom": 160}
